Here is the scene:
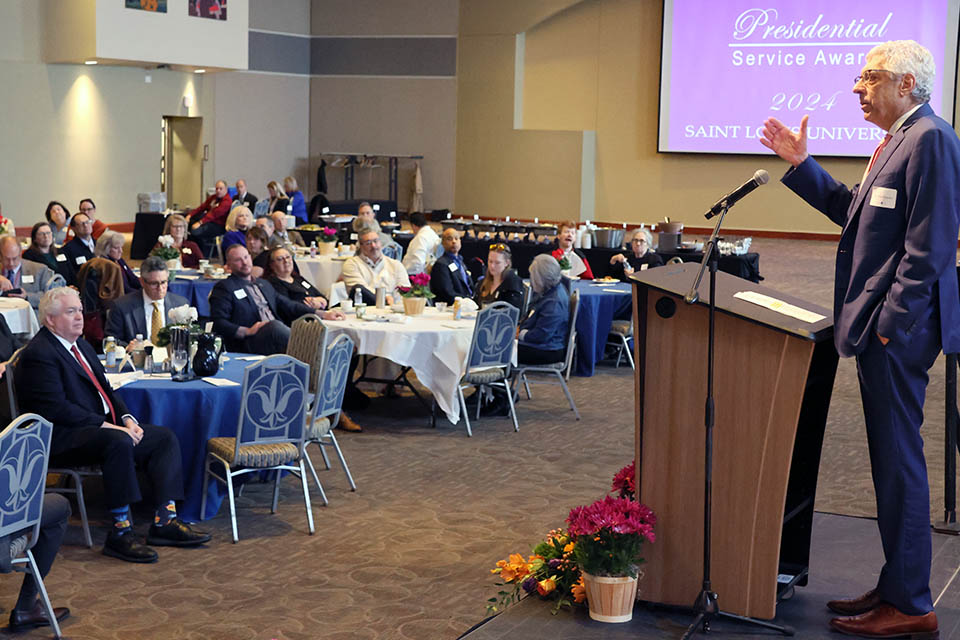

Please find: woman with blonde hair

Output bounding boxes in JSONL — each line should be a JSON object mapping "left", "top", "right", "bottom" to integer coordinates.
{"left": 155, "top": 214, "right": 203, "bottom": 268}
{"left": 475, "top": 243, "right": 523, "bottom": 310}
{"left": 283, "top": 175, "right": 307, "bottom": 225}
{"left": 95, "top": 230, "right": 140, "bottom": 293}
{"left": 266, "top": 180, "right": 290, "bottom": 214}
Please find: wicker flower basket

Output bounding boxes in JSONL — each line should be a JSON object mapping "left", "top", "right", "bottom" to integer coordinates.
{"left": 402, "top": 296, "right": 427, "bottom": 316}
{"left": 582, "top": 572, "right": 638, "bottom": 623}
{"left": 317, "top": 241, "right": 336, "bottom": 256}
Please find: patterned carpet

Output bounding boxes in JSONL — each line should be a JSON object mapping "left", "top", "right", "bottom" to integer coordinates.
{"left": 1, "top": 237, "right": 957, "bottom": 639}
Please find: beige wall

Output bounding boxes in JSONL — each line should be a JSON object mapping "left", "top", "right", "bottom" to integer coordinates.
{"left": 250, "top": 0, "right": 311, "bottom": 35}
{"left": 0, "top": 0, "right": 314, "bottom": 227}
{"left": 459, "top": 0, "right": 960, "bottom": 234}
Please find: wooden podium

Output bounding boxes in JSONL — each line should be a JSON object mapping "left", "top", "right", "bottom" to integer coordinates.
{"left": 629, "top": 263, "right": 838, "bottom": 620}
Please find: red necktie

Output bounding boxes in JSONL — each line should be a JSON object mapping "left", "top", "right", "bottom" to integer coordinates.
{"left": 71, "top": 344, "right": 117, "bottom": 424}
{"left": 866, "top": 134, "right": 892, "bottom": 174}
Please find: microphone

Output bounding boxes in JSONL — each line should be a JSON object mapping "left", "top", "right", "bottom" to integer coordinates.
{"left": 704, "top": 169, "right": 769, "bottom": 219}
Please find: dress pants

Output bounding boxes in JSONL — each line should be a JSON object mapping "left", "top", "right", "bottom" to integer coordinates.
{"left": 855, "top": 302, "right": 940, "bottom": 615}
{"left": 50, "top": 423, "right": 185, "bottom": 510}
{"left": 188, "top": 223, "right": 224, "bottom": 258}
{"left": 16, "top": 494, "right": 70, "bottom": 608}
{"left": 242, "top": 319, "right": 290, "bottom": 355}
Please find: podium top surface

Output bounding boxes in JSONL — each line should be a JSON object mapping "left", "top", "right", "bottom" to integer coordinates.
{"left": 629, "top": 262, "right": 834, "bottom": 342}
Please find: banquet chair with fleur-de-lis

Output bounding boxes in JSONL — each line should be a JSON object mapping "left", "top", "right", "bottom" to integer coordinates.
{"left": 0, "top": 414, "right": 62, "bottom": 639}
{"left": 302, "top": 334, "right": 357, "bottom": 503}
{"left": 457, "top": 301, "right": 520, "bottom": 436}
{"left": 201, "top": 355, "right": 313, "bottom": 543}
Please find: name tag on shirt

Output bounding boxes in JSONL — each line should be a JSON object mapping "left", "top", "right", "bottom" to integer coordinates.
{"left": 302, "top": 281, "right": 311, "bottom": 290}
{"left": 233, "top": 288, "right": 247, "bottom": 300}
{"left": 870, "top": 186, "right": 897, "bottom": 209}
{"left": 75, "top": 256, "right": 86, "bottom": 265}
{"left": 350, "top": 233, "right": 358, "bottom": 241}
{"left": 56, "top": 254, "right": 67, "bottom": 262}
{"left": 22, "top": 275, "right": 34, "bottom": 284}
{"left": 640, "top": 264, "right": 648, "bottom": 271}
{"left": 182, "top": 248, "right": 192, "bottom": 255}
{"left": 448, "top": 262, "right": 459, "bottom": 272}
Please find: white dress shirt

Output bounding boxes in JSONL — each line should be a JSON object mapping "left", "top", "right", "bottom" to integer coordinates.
{"left": 402, "top": 225, "right": 441, "bottom": 275}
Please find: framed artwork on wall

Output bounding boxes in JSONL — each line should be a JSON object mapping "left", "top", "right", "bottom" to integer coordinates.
{"left": 188, "top": 0, "right": 227, "bottom": 21}
{"left": 125, "top": 0, "right": 167, "bottom": 12}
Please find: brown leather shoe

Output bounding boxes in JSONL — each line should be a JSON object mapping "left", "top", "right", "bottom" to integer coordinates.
{"left": 828, "top": 588, "right": 884, "bottom": 615}
{"left": 338, "top": 412, "right": 363, "bottom": 432}
{"left": 8, "top": 600, "right": 70, "bottom": 631}
{"left": 830, "top": 603, "right": 938, "bottom": 639}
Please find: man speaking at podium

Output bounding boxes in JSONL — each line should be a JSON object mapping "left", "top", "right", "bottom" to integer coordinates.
{"left": 761, "top": 40, "right": 959, "bottom": 638}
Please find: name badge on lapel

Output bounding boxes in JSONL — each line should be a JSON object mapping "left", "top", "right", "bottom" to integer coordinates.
{"left": 234, "top": 288, "right": 247, "bottom": 300}
{"left": 448, "top": 262, "right": 458, "bottom": 272}
{"left": 870, "top": 186, "right": 897, "bottom": 209}
{"left": 75, "top": 256, "right": 87, "bottom": 265}
{"left": 22, "top": 275, "right": 34, "bottom": 284}
{"left": 56, "top": 254, "right": 67, "bottom": 262}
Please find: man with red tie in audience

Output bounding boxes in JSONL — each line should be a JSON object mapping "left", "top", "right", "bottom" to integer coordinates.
{"left": 761, "top": 40, "right": 958, "bottom": 639}
{"left": 187, "top": 179, "right": 232, "bottom": 257}
{"left": 16, "top": 287, "right": 211, "bottom": 563}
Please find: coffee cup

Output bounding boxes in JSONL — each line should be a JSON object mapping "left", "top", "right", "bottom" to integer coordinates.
{"left": 341, "top": 299, "right": 353, "bottom": 312}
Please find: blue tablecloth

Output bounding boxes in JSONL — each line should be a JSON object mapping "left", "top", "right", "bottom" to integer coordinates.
{"left": 168, "top": 277, "right": 216, "bottom": 317}
{"left": 114, "top": 356, "right": 251, "bottom": 522}
{"left": 570, "top": 280, "right": 632, "bottom": 377}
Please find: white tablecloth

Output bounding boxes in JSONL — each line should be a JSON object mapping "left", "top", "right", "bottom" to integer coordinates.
{"left": 0, "top": 297, "right": 39, "bottom": 337}
{"left": 297, "top": 255, "right": 347, "bottom": 299}
{"left": 324, "top": 308, "right": 475, "bottom": 423}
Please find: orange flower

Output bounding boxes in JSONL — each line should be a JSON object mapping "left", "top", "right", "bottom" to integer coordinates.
{"left": 571, "top": 576, "right": 586, "bottom": 604}
{"left": 537, "top": 576, "right": 557, "bottom": 596}
{"left": 496, "top": 553, "right": 533, "bottom": 583}
{"left": 563, "top": 542, "right": 575, "bottom": 554}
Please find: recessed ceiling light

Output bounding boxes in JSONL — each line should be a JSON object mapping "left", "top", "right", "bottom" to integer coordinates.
{"left": 84, "top": 60, "right": 98, "bottom": 65}
{"left": 194, "top": 69, "right": 206, "bottom": 74}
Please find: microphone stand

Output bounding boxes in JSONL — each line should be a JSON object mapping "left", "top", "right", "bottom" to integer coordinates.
{"left": 681, "top": 202, "right": 793, "bottom": 638}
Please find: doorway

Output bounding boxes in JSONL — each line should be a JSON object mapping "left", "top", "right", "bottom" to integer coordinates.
{"left": 162, "top": 116, "right": 204, "bottom": 210}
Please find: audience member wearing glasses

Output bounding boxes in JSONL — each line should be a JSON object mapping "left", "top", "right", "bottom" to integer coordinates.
{"left": 342, "top": 227, "right": 410, "bottom": 306}
{"left": 155, "top": 214, "right": 203, "bottom": 269}
{"left": 43, "top": 201, "right": 70, "bottom": 246}
{"left": 518, "top": 254, "right": 571, "bottom": 365}
{"left": 266, "top": 246, "right": 327, "bottom": 310}
{"left": 105, "top": 256, "right": 189, "bottom": 349}
{"left": 609, "top": 227, "right": 663, "bottom": 282}
{"left": 94, "top": 231, "right": 141, "bottom": 294}
{"left": 23, "top": 222, "right": 73, "bottom": 284}
{"left": 0, "top": 235, "right": 64, "bottom": 312}
{"left": 474, "top": 243, "right": 523, "bottom": 310}
{"left": 59, "top": 212, "right": 96, "bottom": 286}
{"left": 65, "top": 198, "right": 109, "bottom": 242}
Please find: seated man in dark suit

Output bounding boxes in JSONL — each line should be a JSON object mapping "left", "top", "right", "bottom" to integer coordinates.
{"left": 209, "top": 244, "right": 343, "bottom": 355}
{"left": 0, "top": 235, "right": 66, "bottom": 312}
{"left": 58, "top": 212, "right": 96, "bottom": 286}
{"left": 105, "top": 256, "right": 189, "bottom": 348}
{"left": 16, "top": 288, "right": 211, "bottom": 563}
{"left": 430, "top": 228, "right": 473, "bottom": 304}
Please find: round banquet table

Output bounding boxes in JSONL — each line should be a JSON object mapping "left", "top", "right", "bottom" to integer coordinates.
{"left": 569, "top": 280, "right": 633, "bottom": 377}
{"left": 113, "top": 355, "right": 254, "bottom": 522}
{"left": 0, "top": 297, "right": 40, "bottom": 337}
{"left": 324, "top": 307, "right": 476, "bottom": 424}
{"left": 167, "top": 272, "right": 218, "bottom": 317}
{"left": 295, "top": 255, "right": 347, "bottom": 299}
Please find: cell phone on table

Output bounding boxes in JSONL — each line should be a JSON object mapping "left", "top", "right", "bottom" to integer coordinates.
{"left": 2, "top": 288, "right": 22, "bottom": 296}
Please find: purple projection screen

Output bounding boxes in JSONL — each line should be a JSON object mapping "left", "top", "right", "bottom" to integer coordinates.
{"left": 658, "top": 1, "right": 960, "bottom": 157}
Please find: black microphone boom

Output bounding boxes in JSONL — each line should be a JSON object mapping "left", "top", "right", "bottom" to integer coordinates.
{"left": 704, "top": 169, "right": 769, "bottom": 219}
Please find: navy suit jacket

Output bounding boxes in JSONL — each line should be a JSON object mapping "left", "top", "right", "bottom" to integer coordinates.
{"left": 59, "top": 237, "right": 95, "bottom": 286}
{"left": 209, "top": 274, "right": 313, "bottom": 351}
{"left": 430, "top": 253, "right": 473, "bottom": 304}
{"left": 16, "top": 326, "right": 132, "bottom": 454}
{"left": 783, "top": 103, "right": 960, "bottom": 357}
{"left": 104, "top": 290, "right": 190, "bottom": 344}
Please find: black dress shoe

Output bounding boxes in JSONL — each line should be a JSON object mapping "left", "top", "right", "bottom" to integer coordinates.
{"left": 103, "top": 531, "right": 159, "bottom": 563}
{"left": 146, "top": 518, "right": 211, "bottom": 547}
{"left": 9, "top": 600, "right": 70, "bottom": 631}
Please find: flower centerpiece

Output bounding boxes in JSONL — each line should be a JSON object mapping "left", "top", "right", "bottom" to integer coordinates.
{"left": 154, "top": 305, "right": 200, "bottom": 347}
{"left": 151, "top": 234, "right": 182, "bottom": 271}
{"left": 566, "top": 496, "right": 656, "bottom": 622}
{"left": 316, "top": 226, "right": 338, "bottom": 255}
{"left": 0, "top": 214, "right": 15, "bottom": 237}
{"left": 488, "top": 529, "right": 585, "bottom": 615}
{"left": 397, "top": 272, "right": 434, "bottom": 315}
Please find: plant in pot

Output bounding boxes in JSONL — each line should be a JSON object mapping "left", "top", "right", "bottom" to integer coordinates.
{"left": 397, "top": 272, "right": 434, "bottom": 315}
{"left": 151, "top": 234, "right": 182, "bottom": 272}
{"left": 317, "top": 226, "right": 338, "bottom": 254}
{"left": 566, "top": 495, "right": 656, "bottom": 623}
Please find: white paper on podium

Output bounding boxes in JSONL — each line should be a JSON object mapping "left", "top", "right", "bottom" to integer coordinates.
{"left": 733, "top": 291, "right": 826, "bottom": 324}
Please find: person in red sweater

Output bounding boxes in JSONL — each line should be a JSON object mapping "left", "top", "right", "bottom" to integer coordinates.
{"left": 187, "top": 179, "right": 232, "bottom": 257}
{"left": 550, "top": 220, "right": 594, "bottom": 279}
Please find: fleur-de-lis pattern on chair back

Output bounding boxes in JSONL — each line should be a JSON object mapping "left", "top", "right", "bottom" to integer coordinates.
{"left": 0, "top": 414, "right": 53, "bottom": 541}
{"left": 467, "top": 301, "right": 519, "bottom": 370}
{"left": 236, "top": 356, "right": 309, "bottom": 451}
{"left": 314, "top": 334, "right": 354, "bottom": 420}
{"left": 286, "top": 314, "right": 327, "bottom": 394}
